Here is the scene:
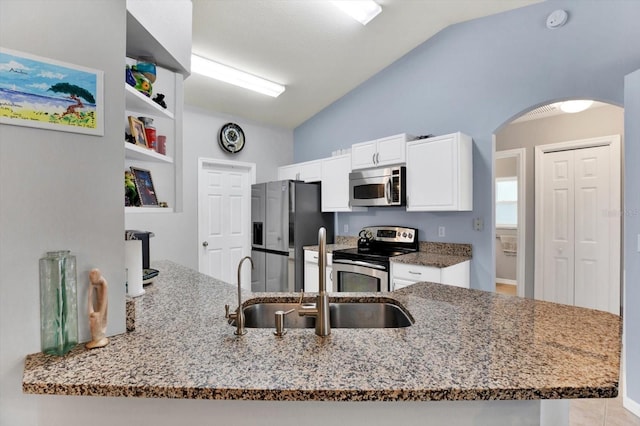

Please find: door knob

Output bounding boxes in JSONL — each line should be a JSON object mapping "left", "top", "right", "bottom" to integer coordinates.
{"left": 202, "top": 241, "right": 209, "bottom": 247}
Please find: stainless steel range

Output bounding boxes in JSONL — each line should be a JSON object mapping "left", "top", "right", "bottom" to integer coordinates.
{"left": 332, "top": 226, "right": 419, "bottom": 292}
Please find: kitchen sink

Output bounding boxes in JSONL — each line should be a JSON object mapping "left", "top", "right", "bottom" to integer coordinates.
{"left": 232, "top": 301, "right": 413, "bottom": 329}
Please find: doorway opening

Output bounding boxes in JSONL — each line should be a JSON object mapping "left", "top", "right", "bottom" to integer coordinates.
{"left": 493, "top": 100, "right": 624, "bottom": 307}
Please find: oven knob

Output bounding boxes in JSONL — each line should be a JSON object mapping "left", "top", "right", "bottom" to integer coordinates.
{"left": 402, "top": 232, "right": 407, "bottom": 237}
{"left": 408, "top": 233, "right": 413, "bottom": 239}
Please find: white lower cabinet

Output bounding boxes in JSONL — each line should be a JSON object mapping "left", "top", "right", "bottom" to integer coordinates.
{"left": 391, "top": 260, "right": 470, "bottom": 290}
{"left": 304, "top": 250, "right": 333, "bottom": 292}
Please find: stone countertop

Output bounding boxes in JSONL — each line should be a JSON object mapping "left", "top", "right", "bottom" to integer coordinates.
{"left": 23, "top": 260, "right": 620, "bottom": 401}
{"left": 303, "top": 243, "right": 355, "bottom": 253}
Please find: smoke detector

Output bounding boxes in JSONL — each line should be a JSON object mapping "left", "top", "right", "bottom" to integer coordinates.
{"left": 546, "top": 9, "right": 568, "bottom": 29}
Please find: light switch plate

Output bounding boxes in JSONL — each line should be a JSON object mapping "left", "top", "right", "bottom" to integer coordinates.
{"left": 637, "top": 234, "right": 640, "bottom": 252}
{"left": 438, "top": 226, "right": 445, "bottom": 237}
{"left": 473, "top": 218, "right": 484, "bottom": 231}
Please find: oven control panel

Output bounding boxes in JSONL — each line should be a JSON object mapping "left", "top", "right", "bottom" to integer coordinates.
{"left": 362, "top": 226, "right": 417, "bottom": 244}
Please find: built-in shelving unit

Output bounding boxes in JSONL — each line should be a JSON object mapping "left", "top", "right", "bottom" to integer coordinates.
{"left": 125, "top": 142, "right": 173, "bottom": 163}
{"left": 125, "top": 84, "right": 174, "bottom": 119}
{"left": 124, "top": 0, "right": 190, "bottom": 215}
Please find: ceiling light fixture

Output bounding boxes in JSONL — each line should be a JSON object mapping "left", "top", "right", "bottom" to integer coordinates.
{"left": 191, "top": 54, "right": 285, "bottom": 98}
{"left": 560, "top": 100, "right": 594, "bottom": 113}
{"left": 331, "top": 0, "right": 382, "bottom": 26}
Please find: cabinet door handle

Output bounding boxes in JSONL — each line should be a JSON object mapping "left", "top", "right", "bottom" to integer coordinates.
{"left": 372, "top": 153, "right": 376, "bottom": 165}
{"left": 408, "top": 271, "right": 421, "bottom": 275}
{"left": 376, "top": 152, "right": 380, "bottom": 164}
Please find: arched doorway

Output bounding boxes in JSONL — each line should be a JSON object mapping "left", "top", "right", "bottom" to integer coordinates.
{"left": 493, "top": 100, "right": 624, "bottom": 313}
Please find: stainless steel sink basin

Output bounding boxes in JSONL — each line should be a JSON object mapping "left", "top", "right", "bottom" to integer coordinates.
{"left": 233, "top": 301, "right": 413, "bottom": 329}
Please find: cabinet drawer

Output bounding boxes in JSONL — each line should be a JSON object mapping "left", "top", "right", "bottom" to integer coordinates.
{"left": 304, "top": 250, "right": 332, "bottom": 265}
{"left": 392, "top": 262, "right": 440, "bottom": 283}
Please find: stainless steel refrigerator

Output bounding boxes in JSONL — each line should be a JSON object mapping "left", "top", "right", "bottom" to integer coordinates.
{"left": 251, "top": 180, "right": 334, "bottom": 292}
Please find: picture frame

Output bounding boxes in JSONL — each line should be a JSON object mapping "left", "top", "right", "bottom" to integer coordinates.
{"left": 130, "top": 167, "right": 158, "bottom": 207}
{"left": 128, "top": 116, "right": 148, "bottom": 148}
{"left": 0, "top": 47, "right": 104, "bottom": 136}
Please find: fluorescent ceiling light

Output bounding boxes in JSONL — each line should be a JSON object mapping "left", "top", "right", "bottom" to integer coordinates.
{"left": 331, "top": 0, "right": 382, "bottom": 25}
{"left": 560, "top": 100, "right": 593, "bottom": 113}
{"left": 191, "top": 54, "right": 285, "bottom": 98}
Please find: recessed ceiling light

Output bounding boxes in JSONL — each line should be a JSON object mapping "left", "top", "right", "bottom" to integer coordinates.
{"left": 560, "top": 100, "right": 594, "bottom": 113}
{"left": 331, "top": 0, "right": 382, "bottom": 26}
{"left": 191, "top": 54, "right": 285, "bottom": 98}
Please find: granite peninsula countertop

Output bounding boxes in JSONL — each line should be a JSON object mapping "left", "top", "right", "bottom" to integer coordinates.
{"left": 305, "top": 239, "right": 472, "bottom": 268}
{"left": 23, "top": 260, "right": 620, "bottom": 401}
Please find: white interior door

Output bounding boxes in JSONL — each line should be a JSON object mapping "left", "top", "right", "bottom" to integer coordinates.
{"left": 535, "top": 136, "right": 620, "bottom": 314}
{"left": 198, "top": 158, "right": 256, "bottom": 287}
{"left": 541, "top": 150, "right": 575, "bottom": 306}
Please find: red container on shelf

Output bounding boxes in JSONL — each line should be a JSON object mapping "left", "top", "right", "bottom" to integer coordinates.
{"left": 138, "top": 116, "right": 156, "bottom": 150}
{"left": 157, "top": 135, "right": 166, "bottom": 155}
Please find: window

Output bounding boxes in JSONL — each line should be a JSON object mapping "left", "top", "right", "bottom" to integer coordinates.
{"left": 496, "top": 177, "right": 518, "bottom": 228}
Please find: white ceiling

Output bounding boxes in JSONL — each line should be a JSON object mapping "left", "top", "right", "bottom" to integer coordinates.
{"left": 186, "top": 0, "right": 541, "bottom": 129}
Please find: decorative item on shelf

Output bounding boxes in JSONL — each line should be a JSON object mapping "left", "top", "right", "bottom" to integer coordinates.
{"left": 158, "top": 201, "right": 168, "bottom": 208}
{"left": 152, "top": 93, "right": 167, "bottom": 109}
{"left": 156, "top": 135, "right": 166, "bottom": 155}
{"left": 127, "top": 116, "right": 148, "bottom": 148}
{"left": 138, "top": 116, "right": 156, "bottom": 150}
{"left": 125, "top": 170, "right": 138, "bottom": 207}
{"left": 218, "top": 122, "right": 245, "bottom": 154}
{"left": 135, "top": 60, "right": 156, "bottom": 83}
{"left": 130, "top": 167, "right": 159, "bottom": 206}
{"left": 125, "top": 65, "right": 136, "bottom": 87}
{"left": 130, "top": 65, "right": 152, "bottom": 97}
{"left": 85, "top": 268, "right": 109, "bottom": 349}
{"left": 39, "top": 250, "right": 78, "bottom": 356}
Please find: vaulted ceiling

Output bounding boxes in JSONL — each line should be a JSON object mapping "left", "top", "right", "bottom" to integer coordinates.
{"left": 185, "top": 0, "right": 541, "bottom": 129}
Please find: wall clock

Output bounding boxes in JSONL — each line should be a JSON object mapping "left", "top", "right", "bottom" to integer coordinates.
{"left": 218, "top": 123, "right": 245, "bottom": 153}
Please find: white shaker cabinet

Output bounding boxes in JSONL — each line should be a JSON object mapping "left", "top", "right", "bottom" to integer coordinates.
{"left": 277, "top": 160, "right": 322, "bottom": 182}
{"left": 304, "top": 250, "right": 333, "bottom": 292}
{"left": 320, "top": 154, "right": 367, "bottom": 212}
{"left": 351, "top": 133, "right": 413, "bottom": 170}
{"left": 406, "top": 132, "right": 473, "bottom": 211}
{"left": 391, "top": 260, "right": 470, "bottom": 290}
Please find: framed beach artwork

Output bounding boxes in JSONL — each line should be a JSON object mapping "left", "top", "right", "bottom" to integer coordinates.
{"left": 0, "top": 47, "right": 104, "bottom": 136}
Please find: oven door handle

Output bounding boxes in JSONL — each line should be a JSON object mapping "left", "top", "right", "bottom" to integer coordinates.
{"left": 333, "top": 258, "right": 387, "bottom": 270}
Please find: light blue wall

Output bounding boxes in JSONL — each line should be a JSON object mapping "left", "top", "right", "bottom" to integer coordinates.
{"left": 294, "top": 0, "right": 640, "bottom": 293}
{"left": 624, "top": 69, "right": 640, "bottom": 408}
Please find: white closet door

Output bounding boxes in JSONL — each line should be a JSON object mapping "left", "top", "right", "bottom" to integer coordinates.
{"left": 542, "top": 150, "right": 575, "bottom": 306}
{"left": 573, "top": 145, "right": 611, "bottom": 311}
{"left": 539, "top": 143, "right": 618, "bottom": 313}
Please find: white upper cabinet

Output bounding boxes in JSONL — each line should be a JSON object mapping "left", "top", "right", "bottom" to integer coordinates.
{"left": 351, "top": 133, "right": 413, "bottom": 170}
{"left": 277, "top": 159, "right": 322, "bottom": 182}
{"left": 406, "top": 132, "right": 473, "bottom": 212}
{"left": 320, "top": 154, "right": 367, "bottom": 212}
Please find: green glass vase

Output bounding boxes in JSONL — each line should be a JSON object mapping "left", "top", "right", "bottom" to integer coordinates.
{"left": 39, "top": 250, "right": 78, "bottom": 356}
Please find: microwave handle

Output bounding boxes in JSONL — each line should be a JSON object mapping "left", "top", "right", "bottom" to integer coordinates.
{"left": 385, "top": 178, "right": 392, "bottom": 204}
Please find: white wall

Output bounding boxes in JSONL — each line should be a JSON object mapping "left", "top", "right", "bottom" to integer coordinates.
{"left": 125, "top": 105, "right": 294, "bottom": 270}
{"left": 0, "top": 0, "right": 126, "bottom": 423}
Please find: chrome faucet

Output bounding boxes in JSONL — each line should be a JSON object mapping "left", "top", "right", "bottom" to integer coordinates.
{"left": 298, "top": 227, "right": 331, "bottom": 337}
{"left": 225, "top": 256, "right": 254, "bottom": 336}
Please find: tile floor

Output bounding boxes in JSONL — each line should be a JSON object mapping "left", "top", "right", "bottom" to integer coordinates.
{"left": 570, "top": 392, "right": 640, "bottom": 425}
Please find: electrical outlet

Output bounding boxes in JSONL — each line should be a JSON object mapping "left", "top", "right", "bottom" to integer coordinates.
{"left": 343, "top": 224, "right": 349, "bottom": 234}
{"left": 438, "top": 226, "right": 445, "bottom": 237}
{"left": 473, "top": 218, "right": 484, "bottom": 231}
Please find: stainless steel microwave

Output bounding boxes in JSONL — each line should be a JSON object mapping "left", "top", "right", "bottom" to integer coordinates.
{"left": 349, "top": 166, "right": 406, "bottom": 207}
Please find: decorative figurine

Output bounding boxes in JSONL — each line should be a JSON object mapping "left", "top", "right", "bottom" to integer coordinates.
{"left": 86, "top": 268, "right": 109, "bottom": 349}
{"left": 152, "top": 93, "right": 167, "bottom": 109}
